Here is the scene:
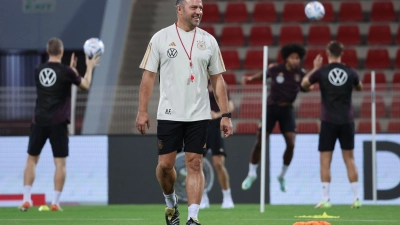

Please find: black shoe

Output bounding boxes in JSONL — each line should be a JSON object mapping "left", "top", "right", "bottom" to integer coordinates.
{"left": 165, "top": 196, "right": 180, "bottom": 225}
{"left": 186, "top": 217, "right": 201, "bottom": 225}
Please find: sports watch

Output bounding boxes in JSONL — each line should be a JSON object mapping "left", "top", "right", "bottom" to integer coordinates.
{"left": 221, "top": 112, "right": 231, "bottom": 118}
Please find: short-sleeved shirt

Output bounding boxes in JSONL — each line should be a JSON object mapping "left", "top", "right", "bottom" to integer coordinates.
{"left": 33, "top": 62, "right": 82, "bottom": 126}
{"left": 139, "top": 24, "right": 226, "bottom": 121}
{"left": 308, "top": 63, "right": 360, "bottom": 124}
{"left": 267, "top": 64, "right": 306, "bottom": 106}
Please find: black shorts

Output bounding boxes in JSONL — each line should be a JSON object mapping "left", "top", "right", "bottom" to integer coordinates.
{"left": 205, "top": 118, "right": 226, "bottom": 157}
{"left": 157, "top": 120, "right": 209, "bottom": 155}
{"left": 318, "top": 121, "right": 355, "bottom": 151}
{"left": 27, "top": 123, "right": 69, "bottom": 157}
{"left": 265, "top": 105, "right": 296, "bottom": 133}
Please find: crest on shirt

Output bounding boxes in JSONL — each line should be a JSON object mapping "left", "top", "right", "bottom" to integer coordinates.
{"left": 167, "top": 48, "right": 178, "bottom": 58}
{"left": 197, "top": 41, "right": 206, "bottom": 51}
{"left": 39, "top": 68, "right": 57, "bottom": 87}
{"left": 276, "top": 72, "right": 284, "bottom": 84}
{"left": 328, "top": 68, "right": 348, "bottom": 86}
{"left": 294, "top": 74, "right": 301, "bottom": 82}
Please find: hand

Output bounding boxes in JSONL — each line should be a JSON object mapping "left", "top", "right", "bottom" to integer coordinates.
{"left": 70, "top": 53, "right": 78, "bottom": 69}
{"left": 241, "top": 76, "right": 251, "bottom": 85}
{"left": 220, "top": 117, "right": 233, "bottom": 138}
{"left": 211, "top": 111, "right": 220, "bottom": 120}
{"left": 135, "top": 111, "right": 150, "bottom": 135}
{"left": 268, "top": 62, "right": 278, "bottom": 69}
{"left": 313, "top": 54, "right": 323, "bottom": 69}
{"left": 85, "top": 55, "right": 101, "bottom": 69}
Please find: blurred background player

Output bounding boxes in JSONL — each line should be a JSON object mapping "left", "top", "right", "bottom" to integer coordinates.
{"left": 19, "top": 38, "right": 100, "bottom": 212}
{"left": 241, "top": 43, "right": 307, "bottom": 192}
{"left": 200, "top": 81, "right": 235, "bottom": 209}
{"left": 301, "top": 41, "right": 362, "bottom": 209}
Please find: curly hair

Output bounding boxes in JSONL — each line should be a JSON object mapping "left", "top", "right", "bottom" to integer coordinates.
{"left": 280, "top": 43, "right": 306, "bottom": 61}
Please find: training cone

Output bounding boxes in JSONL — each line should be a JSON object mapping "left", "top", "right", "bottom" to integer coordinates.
{"left": 38, "top": 205, "right": 50, "bottom": 211}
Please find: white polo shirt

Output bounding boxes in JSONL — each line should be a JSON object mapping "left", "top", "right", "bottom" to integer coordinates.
{"left": 140, "top": 24, "right": 226, "bottom": 121}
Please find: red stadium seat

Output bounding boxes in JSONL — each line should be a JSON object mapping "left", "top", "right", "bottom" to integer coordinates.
{"left": 242, "top": 73, "right": 263, "bottom": 93}
{"left": 220, "top": 26, "right": 244, "bottom": 46}
{"left": 307, "top": 25, "right": 331, "bottom": 46}
{"left": 362, "top": 72, "right": 387, "bottom": 91}
{"left": 276, "top": 50, "right": 284, "bottom": 64}
{"left": 337, "top": 25, "right": 361, "bottom": 46}
{"left": 249, "top": 26, "right": 273, "bottom": 46}
{"left": 223, "top": 73, "right": 237, "bottom": 85}
{"left": 279, "top": 26, "right": 303, "bottom": 45}
{"left": 390, "top": 96, "right": 400, "bottom": 118}
{"left": 371, "top": 1, "right": 396, "bottom": 22}
{"left": 365, "top": 49, "right": 391, "bottom": 69}
{"left": 297, "top": 122, "right": 319, "bottom": 133}
{"left": 282, "top": 2, "right": 306, "bottom": 22}
{"left": 367, "top": 25, "right": 392, "bottom": 45}
{"left": 244, "top": 50, "right": 263, "bottom": 69}
{"left": 298, "top": 97, "right": 321, "bottom": 118}
{"left": 221, "top": 50, "right": 240, "bottom": 70}
{"left": 305, "top": 49, "right": 327, "bottom": 69}
{"left": 338, "top": 2, "right": 363, "bottom": 22}
{"left": 395, "top": 49, "right": 400, "bottom": 69}
{"left": 360, "top": 95, "right": 386, "bottom": 118}
{"left": 201, "top": 3, "right": 220, "bottom": 23}
{"left": 392, "top": 73, "right": 400, "bottom": 91}
{"left": 357, "top": 121, "right": 382, "bottom": 133}
{"left": 224, "top": 2, "right": 248, "bottom": 23}
{"left": 236, "top": 122, "right": 258, "bottom": 134}
{"left": 320, "top": 2, "right": 334, "bottom": 22}
{"left": 201, "top": 26, "right": 216, "bottom": 37}
{"left": 397, "top": 26, "right": 400, "bottom": 44}
{"left": 342, "top": 49, "right": 359, "bottom": 68}
{"left": 239, "top": 97, "right": 262, "bottom": 119}
{"left": 253, "top": 2, "right": 276, "bottom": 22}
{"left": 387, "top": 121, "right": 400, "bottom": 133}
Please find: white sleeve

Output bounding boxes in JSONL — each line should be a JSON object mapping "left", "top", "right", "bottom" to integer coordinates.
{"left": 207, "top": 36, "right": 226, "bottom": 76}
{"left": 139, "top": 32, "right": 160, "bottom": 73}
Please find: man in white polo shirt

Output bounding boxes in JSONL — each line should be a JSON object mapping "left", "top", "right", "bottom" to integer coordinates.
{"left": 136, "top": 0, "right": 233, "bottom": 224}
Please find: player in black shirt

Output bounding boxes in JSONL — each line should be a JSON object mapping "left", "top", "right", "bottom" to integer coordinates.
{"left": 301, "top": 41, "right": 362, "bottom": 208}
{"left": 241, "top": 44, "right": 306, "bottom": 192}
{"left": 200, "top": 81, "right": 235, "bottom": 209}
{"left": 19, "top": 38, "right": 100, "bottom": 212}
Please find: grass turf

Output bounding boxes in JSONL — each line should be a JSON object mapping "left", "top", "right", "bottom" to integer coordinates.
{"left": 1, "top": 204, "right": 399, "bottom": 225}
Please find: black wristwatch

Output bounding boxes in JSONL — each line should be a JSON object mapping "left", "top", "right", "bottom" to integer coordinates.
{"left": 221, "top": 112, "right": 231, "bottom": 118}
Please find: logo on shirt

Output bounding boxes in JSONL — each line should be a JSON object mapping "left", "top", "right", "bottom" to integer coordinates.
{"left": 169, "top": 42, "right": 176, "bottom": 46}
{"left": 294, "top": 74, "right": 301, "bottom": 82}
{"left": 165, "top": 109, "right": 172, "bottom": 115}
{"left": 328, "top": 68, "right": 348, "bottom": 86}
{"left": 276, "top": 73, "right": 284, "bottom": 84}
{"left": 39, "top": 68, "right": 57, "bottom": 87}
{"left": 167, "top": 48, "right": 178, "bottom": 58}
{"left": 197, "top": 41, "right": 206, "bottom": 51}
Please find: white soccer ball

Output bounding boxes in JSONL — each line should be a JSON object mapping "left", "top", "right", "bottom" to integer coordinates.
{"left": 305, "top": 1, "right": 325, "bottom": 21}
{"left": 83, "top": 38, "right": 104, "bottom": 58}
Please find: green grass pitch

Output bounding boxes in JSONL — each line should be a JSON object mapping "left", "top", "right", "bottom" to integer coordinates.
{"left": 1, "top": 204, "right": 400, "bottom": 225}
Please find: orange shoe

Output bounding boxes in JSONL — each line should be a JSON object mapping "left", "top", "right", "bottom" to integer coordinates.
{"left": 51, "top": 204, "right": 63, "bottom": 211}
{"left": 19, "top": 201, "right": 31, "bottom": 212}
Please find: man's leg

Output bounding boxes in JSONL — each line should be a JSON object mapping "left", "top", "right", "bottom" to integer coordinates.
{"left": 212, "top": 155, "right": 234, "bottom": 208}
{"left": 277, "top": 132, "right": 295, "bottom": 192}
{"left": 157, "top": 152, "right": 178, "bottom": 199}
{"left": 185, "top": 152, "right": 204, "bottom": 221}
{"left": 342, "top": 150, "right": 359, "bottom": 202}
{"left": 51, "top": 157, "right": 66, "bottom": 210}
{"left": 22, "top": 154, "right": 40, "bottom": 209}
{"left": 315, "top": 151, "right": 333, "bottom": 208}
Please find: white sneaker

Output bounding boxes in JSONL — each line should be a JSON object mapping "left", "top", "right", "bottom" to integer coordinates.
{"left": 200, "top": 192, "right": 209, "bottom": 209}
{"left": 241, "top": 175, "right": 257, "bottom": 190}
{"left": 221, "top": 199, "right": 234, "bottom": 209}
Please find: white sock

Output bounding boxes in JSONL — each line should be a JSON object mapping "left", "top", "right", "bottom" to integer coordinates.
{"left": 188, "top": 204, "right": 200, "bottom": 221}
{"left": 163, "top": 191, "right": 177, "bottom": 208}
{"left": 322, "top": 182, "right": 330, "bottom": 202}
{"left": 51, "top": 191, "right": 61, "bottom": 206}
{"left": 248, "top": 163, "right": 258, "bottom": 177}
{"left": 222, "top": 188, "right": 232, "bottom": 201}
{"left": 23, "top": 185, "right": 32, "bottom": 203}
{"left": 279, "top": 165, "right": 289, "bottom": 178}
{"left": 351, "top": 182, "right": 359, "bottom": 201}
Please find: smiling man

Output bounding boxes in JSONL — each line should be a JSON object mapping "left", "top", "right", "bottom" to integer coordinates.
{"left": 136, "top": 0, "right": 233, "bottom": 224}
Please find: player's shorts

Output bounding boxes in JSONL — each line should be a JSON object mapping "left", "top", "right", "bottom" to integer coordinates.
{"left": 205, "top": 118, "right": 226, "bottom": 157}
{"left": 27, "top": 123, "right": 69, "bottom": 157}
{"left": 265, "top": 105, "right": 296, "bottom": 133}
{"left": 318, "top": 121, "right": 355, "bottom": 151}
{"left": 157, "top": 120, "right": 209, "bottom": 155}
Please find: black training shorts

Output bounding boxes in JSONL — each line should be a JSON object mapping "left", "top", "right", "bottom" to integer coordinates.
{"left": 27, "top": 123, "right": 69, "bottom": 157}
{"left": 205, "top": 118, "right": 226, "bottom": 157}
{"left": 157, "top": 120, "right": 209, "bottom": 155}
{"left": 318, "top": 121, "right": 355, "bottom": 151}
{"left": 265, "top": 105, "right": 296, "bottom": 133}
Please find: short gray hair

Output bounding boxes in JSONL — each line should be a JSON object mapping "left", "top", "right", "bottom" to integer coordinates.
{"left": 175, "top": 0, "right": 184, "bottom": 7}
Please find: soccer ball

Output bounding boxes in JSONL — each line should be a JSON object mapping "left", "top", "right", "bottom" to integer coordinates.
{"left": 305, "top": 1, "right": 325, "bottom": 21}
{"left": 83, "top": 38, "right": 104, "bottom": 58}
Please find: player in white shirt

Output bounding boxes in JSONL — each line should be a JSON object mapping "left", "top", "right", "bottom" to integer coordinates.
{"left": 136, "top": 0, "right": 233, "bottom": 224}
